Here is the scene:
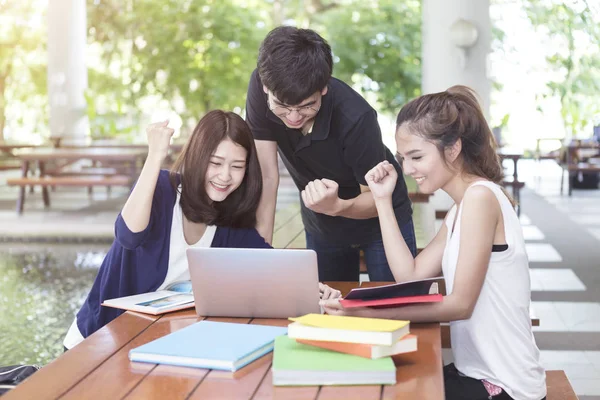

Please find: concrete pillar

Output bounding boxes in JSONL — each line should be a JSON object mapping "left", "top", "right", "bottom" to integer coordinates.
{"left": 47, "top": 0, "right": 88, "bottom": 145}
{"left": 422, "top": 0, "right": 491, "bottom": 212}
{"left": 422, "top": 0, "right": 491, "bottom": 118}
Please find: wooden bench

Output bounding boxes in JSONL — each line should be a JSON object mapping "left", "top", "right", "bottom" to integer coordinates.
{"left": 49, "top": 166, "right": 120, "bottom": 176}
{"left": 546, "top": 370, "right": 579, "bottom": 400}
{"left": 0, "top": 159, "right": 21, "bottom": 171}
{"left": 46, "top": 166, "right": 122, "bottom": 194}
{"left": 6, "top": 175, "right": 131, "bottom": 214}
{"left": 560, "top": 142, "right": 600, "bottom": 196}
{"left": 563, "top": 162, "right": 600, "bottom": 196}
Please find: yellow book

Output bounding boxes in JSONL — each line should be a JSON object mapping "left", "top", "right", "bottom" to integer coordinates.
{"left": 289, "top": 314, "right": 409, "bottom": 332}
{"left": 288, "top": 314, "right": 410, "bottom": 346}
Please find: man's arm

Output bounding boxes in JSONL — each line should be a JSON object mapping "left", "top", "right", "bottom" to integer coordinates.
{"left": 245, "top": 70, "right": 280, "bottom": 243}
{"left": 255, "top": 140, "right": 279, "bottom": 244}
{"left": 334, "top": 184, "right": 377, "bottom": 219}
{"left": 340, "top": 109, "right": 390, "bottom": 219}
{"left": 302, "top": 180, "right": 378, "bottom": 219}
{"left": 302, "top": 108, "right": 387, "bottom": 219}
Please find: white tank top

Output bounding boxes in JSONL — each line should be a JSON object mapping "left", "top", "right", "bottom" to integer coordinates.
{"left": 158, "top": 188, "right": 216, "bottom": 290}
{"left": 442, "top": 181, "right": 546, "bottom": 400}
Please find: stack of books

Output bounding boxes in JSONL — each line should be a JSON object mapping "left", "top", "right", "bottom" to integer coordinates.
{"left": 340, "top": 277, "right": 443, "bottom": 309}
{"left": 273, "top": 314, "right": 417, "bottom": 386}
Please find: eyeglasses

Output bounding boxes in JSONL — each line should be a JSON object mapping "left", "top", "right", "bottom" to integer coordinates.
{"left": 267, "top": 96, "right": 321, "bottom": 117}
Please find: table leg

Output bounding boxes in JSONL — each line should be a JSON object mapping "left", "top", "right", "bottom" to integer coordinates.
{"left": 16, "top": 161, "right": 30, "bottom": 214}
{"left": 512, "top": 159, "right": 519, "bottom": 199}
{"left": 39, "top": 161, "right": 50, "bottom": 207}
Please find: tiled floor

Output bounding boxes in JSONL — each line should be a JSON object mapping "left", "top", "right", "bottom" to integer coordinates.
{"left": 520, "top": 160, "right": 600, "bottom": 398}
{"left": 526, "top": 243, "right": 563, "bottom": 262}
{"left": 529, "top": 268, "right": 586, "bottom": 291}
{"left": 522, "top": 225, "right": 545, "bottom": 241}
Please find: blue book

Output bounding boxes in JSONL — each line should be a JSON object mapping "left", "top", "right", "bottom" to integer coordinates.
{"left": 129, "top": 321, "right": 288, "bottom": 371}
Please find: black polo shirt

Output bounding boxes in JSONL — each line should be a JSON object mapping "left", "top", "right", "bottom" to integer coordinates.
{"left": 246, "top": 69, "right": 412, "bottom": 245}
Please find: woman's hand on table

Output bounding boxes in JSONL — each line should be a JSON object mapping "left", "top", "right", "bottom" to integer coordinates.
{"left": 319, "top": 283, "right": 342, "bottom": 300}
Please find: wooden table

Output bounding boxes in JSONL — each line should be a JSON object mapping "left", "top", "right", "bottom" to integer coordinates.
{"left": 497, "top": 148, "right": 523, "bottom": 185}
{"left": 0, "top": 143, "right": 39, "bottom": 155}
{"left": 9, "top": 147, "right": 146, "bottom": 213}
{"left": 13, "top": 147, "right": 148, "bottom": 165}
{"left": 0, "top": 143, "right": 40, "bottom": 170}
{"left": 563, "top": 141, "right": 600, "bottom": 196}
{"left": 497, "top": 148, "right": 525, "bottom": 213}
{"left": 5, "top": 282, "right": 443, "bottom": 400}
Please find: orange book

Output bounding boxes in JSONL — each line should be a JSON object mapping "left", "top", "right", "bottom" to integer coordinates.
{"left": 296, "top": 334, "right": 417, "bottom": 359}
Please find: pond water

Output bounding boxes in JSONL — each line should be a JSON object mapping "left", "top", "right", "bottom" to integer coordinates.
{"left": 0, "top": 243, "right": 109, "bottom": 366}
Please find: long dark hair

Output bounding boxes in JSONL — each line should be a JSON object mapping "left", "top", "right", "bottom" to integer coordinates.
{"left": 169, "top": 110, "right": 262, "bottom": 228}
{"left": 396, "top": 85, "right": 504, "bottom": 185}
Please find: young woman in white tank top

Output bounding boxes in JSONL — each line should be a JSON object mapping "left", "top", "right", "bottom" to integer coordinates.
{"left": 321, "top": 86, "right": 546, "bottom": 400}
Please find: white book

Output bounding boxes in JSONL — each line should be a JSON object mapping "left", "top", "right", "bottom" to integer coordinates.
{"left": 102, "top": 281, "right": 194, "bottom": 315}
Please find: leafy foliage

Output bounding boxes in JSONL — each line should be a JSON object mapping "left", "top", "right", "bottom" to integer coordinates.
{"left": 0, "top": 0, "right": 47, "bottom": 142}
{"left": 86, "top": 0, "right": 269, "bottom": 135}
{"left": 85, "top": 0, "right": 422, "bottom": 136}
{"left": 311, "top": 0, "right": 422, "bottom": 114}
{"left": 524, "top": 0, "right": 600, "bottom": 137}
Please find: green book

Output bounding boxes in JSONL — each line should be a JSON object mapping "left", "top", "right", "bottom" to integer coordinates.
{"left": 272, "top": 335, "right": 396, "bottom": 386}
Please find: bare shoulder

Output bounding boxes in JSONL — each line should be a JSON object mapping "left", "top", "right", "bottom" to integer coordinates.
{"left": 462, "top": 184, "right": 501, "bottom": 216}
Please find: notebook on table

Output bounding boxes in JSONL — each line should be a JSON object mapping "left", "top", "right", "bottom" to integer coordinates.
{"left": 341, "top": 277, "right": 443, "bottom": 308}
{"left": 101, "top": 280, "right": 194, "bottom": 315}
{"left": 129, "top": 320, "right": 287, "bottom": 371}
{"left": 272, "top": 335, "right": 396, "bottom": 386}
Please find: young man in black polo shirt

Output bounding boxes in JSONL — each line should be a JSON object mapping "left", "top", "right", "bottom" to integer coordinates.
{"left": 246, "top": 26, "right": 416, "bottom": 282}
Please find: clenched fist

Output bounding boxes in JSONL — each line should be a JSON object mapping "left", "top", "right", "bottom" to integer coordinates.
{"left": 301, "top": 178, "right": 343, "bottom": 216}
{"left": 146, "top": 120, "right": 175, "bottom": 163}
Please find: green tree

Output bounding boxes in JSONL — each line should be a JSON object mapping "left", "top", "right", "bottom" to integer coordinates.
{"left": 312, "top": 0, "right": 422, "bottom": 114}
{"left": 87, "top": 0, "right": 269, "bottom": 135}
{"left": 86, "top": 0, "right": 422, "bottom": 136}
{"left": 525, "top": 0, "right": 600, "bottom": 138}
{"left": 0, "top": 1, "right": 47, "bottom": 142}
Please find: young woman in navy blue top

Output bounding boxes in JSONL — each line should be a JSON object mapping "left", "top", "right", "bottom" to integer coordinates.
{"left": 64, "top": 110, "right": 340, "bottom": 349}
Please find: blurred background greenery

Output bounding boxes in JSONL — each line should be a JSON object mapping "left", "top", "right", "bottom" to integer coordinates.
{"left": 1, "top": 0, "right": 597, "bottom": 145}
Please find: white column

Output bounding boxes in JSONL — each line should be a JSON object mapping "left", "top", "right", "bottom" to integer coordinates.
{"left": 422, "top": 0, "right": 491, "bottom": 118}
{"left": 422, "top": 0, "right": 491, "bottom": 212}
{"left": 47, "top": 0, "right": 88, "bottom": 145}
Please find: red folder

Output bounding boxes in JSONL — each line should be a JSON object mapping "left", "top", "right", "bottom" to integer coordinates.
{"left": 340, "top": 293, "right": 443, "bottom": 308}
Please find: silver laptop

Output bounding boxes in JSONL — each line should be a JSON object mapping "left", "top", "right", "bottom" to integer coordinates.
{"left": 187, "top": 247, "right": 321, "bottom": 318}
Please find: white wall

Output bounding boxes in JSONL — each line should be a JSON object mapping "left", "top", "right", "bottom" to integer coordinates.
{"left": 47, "top": 0, "right": 88, "bottom": 144}
{"left": 422, "top": 0, "right": 491, "bottom": 118}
